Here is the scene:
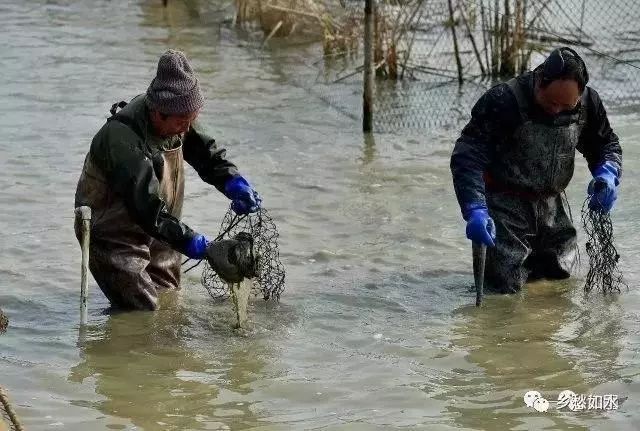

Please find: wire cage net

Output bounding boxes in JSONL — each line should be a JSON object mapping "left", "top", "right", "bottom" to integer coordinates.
{"left": 201, "top": 207, "right": 286, "bottom": 301}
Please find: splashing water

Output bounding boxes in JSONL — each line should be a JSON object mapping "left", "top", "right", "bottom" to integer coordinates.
{"left": 229, "top": 279, "right": 252, "bottom": 330}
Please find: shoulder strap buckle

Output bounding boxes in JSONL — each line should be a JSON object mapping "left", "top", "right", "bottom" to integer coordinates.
{"left": 109, "top": 101, "right": 128, "bottom": 117}
{"left": 107, "top": 100, "right": 144, "bottom": 140}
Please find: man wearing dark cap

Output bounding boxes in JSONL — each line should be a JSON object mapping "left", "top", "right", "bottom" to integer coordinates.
{"left": 75, "top": 49, "right": 261, "bottom": 310}
{"left": 450, "top": 47, "right": 622, "bottom": 294}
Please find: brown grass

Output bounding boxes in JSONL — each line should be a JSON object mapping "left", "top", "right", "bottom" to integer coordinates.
{"left": 232, "top": 0, "right": 427, "bottom": 80}
{"left": 234, "top": 1, "right": 362, "bottom": 57}
{"left": 235, "top": 0, "right": 325, "bottom": 38}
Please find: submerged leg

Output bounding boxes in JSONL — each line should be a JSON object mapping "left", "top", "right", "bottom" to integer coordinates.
{"left": 529, "top": 194, "right": 578, "bottom": 280}
{"left": 88, "top": 238, "right": 160, "bottom": 311}
{"left": 484, "top": 193, "right": 535, "bottom": 294}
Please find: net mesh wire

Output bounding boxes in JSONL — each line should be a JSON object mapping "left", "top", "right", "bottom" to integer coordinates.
{"left": 580, "top": 197, "right": 626, "bottom": 294}
{"left": 229, "top": 0, "right": 640, "bottom": 132}
{"left": 201, "top": 206, "right": 285, "bottom": 301}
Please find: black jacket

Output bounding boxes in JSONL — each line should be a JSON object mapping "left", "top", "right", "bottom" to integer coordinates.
{"left": 79, "top": 95, "right": 238, "bottom": 252}
{"left": 450, "top": 71, "right": 622, "bottom": 211}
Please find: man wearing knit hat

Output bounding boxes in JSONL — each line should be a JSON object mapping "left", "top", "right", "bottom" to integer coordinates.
{"left": 74, "top": 49, "right": 261, "bottom": 311}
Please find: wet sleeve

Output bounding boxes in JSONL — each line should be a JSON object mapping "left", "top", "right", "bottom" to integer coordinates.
{"left": 450, "top": 86, "right": 507, "bottom": 214}
{"left": 183, "top": 121, "right": 239, "bottom": 194}
{"left": 93, "top": 122, "right": 198, "bottom": 254}
{"left": 577, "top": 88, "right": 622, "bottom": 176}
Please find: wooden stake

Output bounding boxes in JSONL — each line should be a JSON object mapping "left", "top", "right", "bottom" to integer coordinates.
{"left": 75, "top": 206, "right": 91, "bottom": 325}
{"left": 363, "top": 0, "right": 375, "bottom": 132}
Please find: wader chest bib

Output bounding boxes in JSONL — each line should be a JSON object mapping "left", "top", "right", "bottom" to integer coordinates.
{"left": 484, "top": 78, "right": 585, "bottom": 293}
{"left": 75, "top": 102, "right": 186, "bottom": 310}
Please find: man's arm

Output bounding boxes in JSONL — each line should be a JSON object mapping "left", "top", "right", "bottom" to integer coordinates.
{"left": 577, "top": 87, "right": 623, "bottom": 175}
{"left": 92, "top": 122, "right": 199, "bottom": 255}
{"left": 450, "top": 85, "right": 512, "bottom": 216}
{"left": 182, "top": 121, "right": 239, "bottom": 193}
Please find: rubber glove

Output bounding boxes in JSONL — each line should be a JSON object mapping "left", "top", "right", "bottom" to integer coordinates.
{"left": 185, "top": 234, "right": 209, "bottom": 260}
{"left": 588, "top": 161, "right": 620, "bottom": 213}
{"left": 463, "top": 203, "right": 496, "bottom": 247}
{"left": 224, "top": 175, "right": 262, "bottom": 215}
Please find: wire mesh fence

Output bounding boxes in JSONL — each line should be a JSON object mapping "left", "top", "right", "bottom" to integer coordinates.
{"left": 227, "top": 0, "right": 640, "bottom": 133}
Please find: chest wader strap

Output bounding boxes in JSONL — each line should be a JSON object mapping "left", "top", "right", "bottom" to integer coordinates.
{"left": 106, "top": 100, "right": 165, "bottom": 181}
{"left": 107, "top": 101, "right": 145, "bottom": 140}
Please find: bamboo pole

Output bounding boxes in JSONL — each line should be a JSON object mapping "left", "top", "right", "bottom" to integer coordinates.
{"left": 492, "top": 0, "right": 500, "bottom": 77}
{"left": 501, "top": 0, "right": 512, "bottom": 76}
{"left": 391, "top": 0, "right": 424, "bottom": 80}
{"left": 513, "top": 0, "right": 523, "bottom": 73}
{"left": 447, "top": 0, "right": 464, "bottom": 85}
{"left": 263, "top": 20, "right": 283, "bottom": 46}
{"left": 579, "top": 0, "right": 586, "bottom": 42}
{"left": 458, "top": 0, "right": 486, "bottom": 76}
{"left": 480, "top": 1, "right": 491, "bottom": 75}
{"left": 75, "top": 206, "right": 91, "bottom": 325}
{"left": 401, "top": 10, "right": 423, "bottom": 80}
{"left": 473, "top": 242, "right": 486, "bottom": 306}
{"left": 520, "top": 0, "right": 528, "bottom": 73}
{"left": 373, "top": 2, "right": 384, "bottom": 77}
{"left": 363, "top": 0, "right": 375, "bottom": 132}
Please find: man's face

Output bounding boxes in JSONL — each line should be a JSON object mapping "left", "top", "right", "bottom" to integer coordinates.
{"left": 151, "top": 110, "right": 199, "bottom": 138}
{"left": 534, "top": 79, "right": 581, "bottom": 116}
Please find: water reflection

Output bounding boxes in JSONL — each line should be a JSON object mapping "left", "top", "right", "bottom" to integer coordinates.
{"left": 139, "top": 0, "right": 220, "bottom": 57}
{"left": 360, "top": 132, "right": 376, "bottom": 165}
{"left": 441, "top": 279, "right": 624, "bottom": 429}
{"left": 142, "top": 0, "right": 204, "bottom": 28}
{"left": 69, "top": 293, "right": 267, "bottom": 430}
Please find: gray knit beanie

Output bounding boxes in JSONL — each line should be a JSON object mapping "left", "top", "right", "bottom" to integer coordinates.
{"left": 146, "top": 49, "right": 204, "bottom": 115}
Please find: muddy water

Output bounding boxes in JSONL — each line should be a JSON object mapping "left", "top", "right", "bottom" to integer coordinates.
{"left": 1, "top": 1, "right": 639, "bottom": 430}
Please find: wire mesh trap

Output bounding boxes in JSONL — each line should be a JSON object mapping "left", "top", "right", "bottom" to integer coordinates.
{"left": 187, "top": 206, "right": 285, "bottom": 302}
{"left": 581, "top": 198, "right": 627, "bottom": 294}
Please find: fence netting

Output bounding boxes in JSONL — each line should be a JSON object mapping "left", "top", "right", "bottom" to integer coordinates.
{"left": 227, "top": 0, "right": 640, "bottom": 132}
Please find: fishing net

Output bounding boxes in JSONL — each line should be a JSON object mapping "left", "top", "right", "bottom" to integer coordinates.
{"left": 581, "top": 198, "right": 627, "bottom": 294}
{"left": 191, "top": 206, "right": 285, "bottom": 301}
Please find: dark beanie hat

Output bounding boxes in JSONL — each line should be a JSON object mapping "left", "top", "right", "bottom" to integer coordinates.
{"left": 146, "top": 49, "right": 204, "bottom": 115}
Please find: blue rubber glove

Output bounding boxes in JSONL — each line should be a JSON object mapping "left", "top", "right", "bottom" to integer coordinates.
{"left": 463, "top": 203, "right": 496, "bottom": 247}
{"left": 185, "top": 234, "right": 209, "bottom": 260}
{"left": 224, "top": 175, "right": 262, "bottom": 215}
{"left": 588, "top": 161, "right": 620, "bottom": 213}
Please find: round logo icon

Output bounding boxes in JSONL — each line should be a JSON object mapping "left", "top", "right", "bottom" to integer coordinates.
{"left": 533, "top": 397, "right": 550, "bottom": 412}
{"left": 524, "top": 390, "right": 542, "bottom": 407}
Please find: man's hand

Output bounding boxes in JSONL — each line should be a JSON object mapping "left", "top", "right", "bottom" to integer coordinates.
{"left": 185, "top": 234, "right": 209, "bottom": 260}
{"left": 464, "top": 204, "right": 496, "bottom": 247}
{"left": 225, "top": 176, "right": 262, "bottom": 215}
{"left": 588, "top": 161, "right": 620, "bottom": 213}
